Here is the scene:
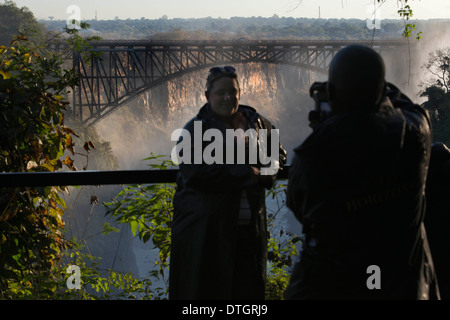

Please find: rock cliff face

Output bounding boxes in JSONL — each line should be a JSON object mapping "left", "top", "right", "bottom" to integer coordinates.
{"left": 96, "top": 62, "right": 321, "bottom": 169}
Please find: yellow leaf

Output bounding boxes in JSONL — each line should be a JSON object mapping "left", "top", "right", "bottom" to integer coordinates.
{"left": 0, "top": 70, "right": 12, "bottom": 79}
{"left": 0, "top": 234, "right": 6, "bottom": 245}
{"left": 62, "top": 126, "right": 79, "bottom": 137}
{"left": 24, "top": 53, "right": 31, "bottom": 64}
{"left": 55, "top": 94, "right": 64, "bottom": 101}
{"left": 65, "top": 135, "right": 75, "bottom": 155}
{"left": 0, "top": 46, "right": 7, "bottom": 55}
{"left": 40, "top": 162, "right": 55, "bottom": 172}
{"left": 63, "top": 156, "right": 77, "bottom": 171}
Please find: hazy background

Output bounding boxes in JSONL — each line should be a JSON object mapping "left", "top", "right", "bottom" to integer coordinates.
{"left": 10, "top": 0, "right": 450, "bottom": 20}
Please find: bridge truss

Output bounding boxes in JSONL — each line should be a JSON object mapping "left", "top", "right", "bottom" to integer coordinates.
{"left": 70, "top": 39, "right": 407, "bottom": 126}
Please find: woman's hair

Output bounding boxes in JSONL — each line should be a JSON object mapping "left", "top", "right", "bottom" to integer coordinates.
{"left": 206, "top": 66, "right": 239, "bottom": 92}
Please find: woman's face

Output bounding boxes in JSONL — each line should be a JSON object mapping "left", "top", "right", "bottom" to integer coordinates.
{"left": 206, "top": 76, "right": 240, "bottom": 121}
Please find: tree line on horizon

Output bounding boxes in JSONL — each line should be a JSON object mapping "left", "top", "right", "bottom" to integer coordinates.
{"left": 1, "top": 0, "right": 448, "bottom": 43}
{"left": 39, "top": 15, "right": 448, "bottom": 41}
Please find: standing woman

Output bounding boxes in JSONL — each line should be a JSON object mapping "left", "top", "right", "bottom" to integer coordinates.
{"left": 169, "top": 66, "right": 286, "bottom": 300}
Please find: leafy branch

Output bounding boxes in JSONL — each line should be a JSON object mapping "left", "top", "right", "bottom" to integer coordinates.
{"left": 103, "top": 155, "right": 175, "bottom": 296}
{"left": 0, "top": 8, "right": 104, "bottom": 297}
{"left": 377, "top": 0, "right": 422, "bottom": 40}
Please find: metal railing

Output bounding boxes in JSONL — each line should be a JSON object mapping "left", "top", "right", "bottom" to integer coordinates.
{"left": 0, "top": 165, "right": 290, "bottom": 188}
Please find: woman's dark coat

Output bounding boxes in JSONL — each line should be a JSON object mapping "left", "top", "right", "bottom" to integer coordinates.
{"left": 169, "top": 103, "right": 286, "bottom": 300}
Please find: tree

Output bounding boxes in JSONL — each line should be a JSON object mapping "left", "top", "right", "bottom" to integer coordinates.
{"left": 0, "top": 1, "right": 48, "bottom": 47}
{"left": 0, "top": 1, "right": 108, "bottom": 296}
{"left": 420, "top": 48, "right": 450, "bottom": 144}
{"left": 423, "top": 48, "right": 450, "bottom": 94}
{"left": 0, "top": 36, "right": 78, "bottom": 297}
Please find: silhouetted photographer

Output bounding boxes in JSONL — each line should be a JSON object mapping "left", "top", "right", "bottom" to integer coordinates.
{"left": 286, "top": 45, "right": 440, "bottom": 299}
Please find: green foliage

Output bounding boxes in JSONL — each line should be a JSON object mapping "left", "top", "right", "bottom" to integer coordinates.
{"left": 0, "top": 11, "right": 106, "bottom": 297}
{"left": 5, "top": 238, "right": 155, "bottom": 300}
{"left": 265, "top": 267, "right": 291, "bottom": 300}
{"left": 57, "top": 240, "right": 157, "bottom": 300}
{"left": 0, "top": 7, "right": 155, "bottom": 299}
{"left": 265, "top": 182, "right": 301, "bottom": 299}
{"left": 0, "top": 35, "right": 79, "bottom": 297}
{"left": 104, "top": 155, "right": 175, "bottom": 296}
{"left": 378, "top": 0, "right": 422, "bottom": 40}
{"left": 104, "top": 157, "right": 300, "bottom": 300}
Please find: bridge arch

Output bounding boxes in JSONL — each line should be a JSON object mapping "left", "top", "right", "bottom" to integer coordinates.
{"left": 70, "top": 39, "right": 408, "bottom": 126}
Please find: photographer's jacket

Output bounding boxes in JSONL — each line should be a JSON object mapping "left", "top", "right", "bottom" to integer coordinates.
{"left": 170, "top": 103, "right": 286, "bottom": 300}
{"left": 286, "top": 87, "right": 440, "bottom": 299}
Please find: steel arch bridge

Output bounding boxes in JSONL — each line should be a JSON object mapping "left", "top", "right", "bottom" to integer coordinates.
{"left": 70, "top": 39, "right": 409, "bottom": 126}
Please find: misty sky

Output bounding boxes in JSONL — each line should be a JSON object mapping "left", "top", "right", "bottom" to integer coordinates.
{"left": 8, "top": 0, "right": 450, "bottom": 21}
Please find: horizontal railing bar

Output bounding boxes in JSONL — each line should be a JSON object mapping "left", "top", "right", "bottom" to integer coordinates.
{"left": 0, "top": 165, "right": 290, "bottom": 188}
{"left": 1, "top": 169, "right": 178, "bottom": 188}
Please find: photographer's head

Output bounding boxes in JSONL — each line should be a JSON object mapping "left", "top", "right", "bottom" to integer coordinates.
{"left": 327, "top": 45, "right": 386, "bottom": 114}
